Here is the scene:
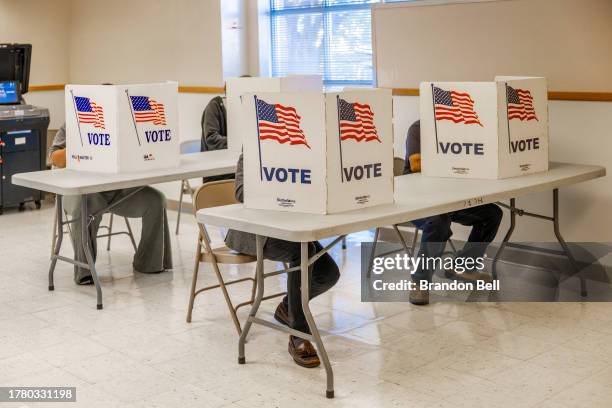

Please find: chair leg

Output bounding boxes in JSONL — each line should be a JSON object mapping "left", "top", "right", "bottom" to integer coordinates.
{"left": 448, "top": 239, "right": 458, "bottom": 255}
{"left": 186, "top": 240, "right": 202, "bottom": 323}
{"left": 211, "top": 259, "right": 243, "bottom": 335}
{"left": 106, "top": 213, "right": 114, "bottom": 251}
{"left": 176, "top": 180, "right": 185, "bottom": 235}
{"left": 411, "top": 228, "right": 420, "bottom": 254}
{"left": 366, "top": 228, "right": 380, "bottom": 278}
{"left": 124, "top": 217, "right": 138, "bottom": 252}
{"left": 393, "top": 225, "right": 413, "bottom": 257}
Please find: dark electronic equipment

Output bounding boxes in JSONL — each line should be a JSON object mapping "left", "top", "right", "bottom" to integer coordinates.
{"left": 0, "top": 44, "right": 49, "bottom": 214}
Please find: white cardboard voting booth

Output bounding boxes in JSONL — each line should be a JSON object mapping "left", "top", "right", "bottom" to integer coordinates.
{"left": 226, "top": 76, "right": 322, "bottom": 152}
{"left": 65, "top": 82, "right": 180, "bottom": 173}
{"left": 420, "top": 76, "right": 548, "bottom": 179}
{"left": 241, "top": 89, "right": 394, "bottom": 214}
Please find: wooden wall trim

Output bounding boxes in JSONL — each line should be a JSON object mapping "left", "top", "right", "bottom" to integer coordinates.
{"left": 29, "top": 84, "right": 65, "bottom": 91}
{"left": 27, "top": 84, "right": 612, "bottom": 101}
{"left": 28, "top": 84, "right": 225, "bottom": 94}
{"left": 392, "top": 88, "right": 612, "bottom": 102}
{"left": 547, "top": 91, "right": 612, "bottom": 102}
{"left": 178, "top": 85, "right": 225, "bottom": 94}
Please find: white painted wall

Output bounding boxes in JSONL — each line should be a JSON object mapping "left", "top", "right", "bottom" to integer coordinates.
{"left": 23, "top": 91, "right": 65, "bottom": 130}
{"left": 393, "top": 96, "right": 612, "bottom": 242}
{"left": 221, "top": 0, "right": 249, "bottom": 79}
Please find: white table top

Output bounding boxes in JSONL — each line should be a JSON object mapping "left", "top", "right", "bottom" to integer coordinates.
{"left": 196, "top": 162, "right": 606, "bottom": 242}
{"left": 12, "top": 150, "right": 240, "bottom": 196}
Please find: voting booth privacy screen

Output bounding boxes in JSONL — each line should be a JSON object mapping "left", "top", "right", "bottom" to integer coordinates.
{"left": 420, "top": 77, "right": 548, "bottom": 179}
{"left": 242, "top": 89, "right": 394, "bottom": 214}
{"left": 65, "top": 82, "right": 180, "bottom": 173}
{"left": 226, "top": 76, "right": 322, "bottom": 152}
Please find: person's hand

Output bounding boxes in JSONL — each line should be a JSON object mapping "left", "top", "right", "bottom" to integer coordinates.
{"left": 409, "top": 153, "right": 421, "bottom": 173}
{"left": 50, "top": 148, "right": 67, "bottom": 168}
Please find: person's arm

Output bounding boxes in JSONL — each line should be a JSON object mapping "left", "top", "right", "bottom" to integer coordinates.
{"left": 234, "top": 153, "right": 244, "bottom": 203}
{"left": 49, "top": 124, "right": 68, "bottom": 168}
{"left": 405, "top": 120, "right": 421, "bottom": 174}
{"left": 202, "top": 99, "right": 227, "bottom": 151}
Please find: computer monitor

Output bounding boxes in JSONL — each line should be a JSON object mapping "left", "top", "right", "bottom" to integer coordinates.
{"left": 0, "top": 44, "right": 32, "bottom": 95}
{"left": 0, "top": 81, "right": 20, "bottom": 104}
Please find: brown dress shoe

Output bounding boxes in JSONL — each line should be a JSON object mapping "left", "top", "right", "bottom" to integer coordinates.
{"left": 274, "top": 300, "right": 289, "bottom": 326}
{"left": 410, "top": 287, "right": 430, "bottom": 306}
{"left": 288, "top": 336, "right": 320, "bottom": 368}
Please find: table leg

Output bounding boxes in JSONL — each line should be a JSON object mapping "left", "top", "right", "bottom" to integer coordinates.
{"left": 80, "top": 195, "right": 104, "bottom": 310}
{"left": 300, "top": 242, "right": 334, "bottom": 399}
{"left": 238, "top": 234, "right": 266, "bottom": 364}
{"left": 553, "top": 189, "right": 587, "bottom": 297}
{"left": 492, "top": 197, "right": 516, "bottom": 280}
{"left": 48, "top": 194, "right": 65, "bottom": 291}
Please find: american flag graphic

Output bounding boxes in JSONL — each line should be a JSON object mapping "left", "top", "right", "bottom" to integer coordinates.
{"left": 74, "top": 96, "right": 105, "bottom": 129}
{"left": 130, "top": 96, "right": 167, "bottom": 125}
{"left": 507, "top": 86, "right": 538, "bottom": 121}
{"left": 433, "top": 86, "right": 482, "bottom": 126}
{"left": 256, "top": 98, "right": 310, "bottom": 148}
{"left": 338, "top": 98, "right": 380, "bottom": 143}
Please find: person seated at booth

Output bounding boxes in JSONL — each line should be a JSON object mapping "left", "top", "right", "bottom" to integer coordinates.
{"left": 224, "top": 154, "right": 340, "bottom": 369}
{"left": 200, "top": 94, "right": 235, "bottom": 183}
{"left": 49, "top": 123, "right": 173, "bottom": 285}
{"left": 405, "top": 120, "right": 503, "bottom": 306}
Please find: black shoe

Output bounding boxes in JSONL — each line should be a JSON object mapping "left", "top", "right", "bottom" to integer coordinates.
{"left": 76, "top": 275, "right": 94, "bottom": 286}
{"left": 274, "top": 300, "right": 289, "bottom": 326}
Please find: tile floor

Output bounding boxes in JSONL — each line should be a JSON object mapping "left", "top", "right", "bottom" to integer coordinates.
{"left": 1, "top": 203, "right": 611, "bottom": 407}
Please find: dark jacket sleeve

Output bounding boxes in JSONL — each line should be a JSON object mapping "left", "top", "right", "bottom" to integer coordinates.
{"left": 201, "top": 97, "right": 227, "bottom": 151}
{"left": 234, "top": 153, "right": 244, "bottom": 203}
{"left": 403, "top": 120, "right": 421, "bottom": 174}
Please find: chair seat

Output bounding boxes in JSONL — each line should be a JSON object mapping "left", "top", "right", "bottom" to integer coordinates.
{"left": 200, "top": 246, "right": 256, "bottom": 264}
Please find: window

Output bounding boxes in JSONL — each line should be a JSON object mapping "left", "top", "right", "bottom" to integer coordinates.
{"left": 270, "top": 0, "right": 407, "bottom": 88}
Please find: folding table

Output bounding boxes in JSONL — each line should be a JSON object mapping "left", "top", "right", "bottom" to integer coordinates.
{"left": 195, "top": 162, "right": 605, "bottom": 398}
{"left": 12, "top": 150, "right": 239, "bottom": 310}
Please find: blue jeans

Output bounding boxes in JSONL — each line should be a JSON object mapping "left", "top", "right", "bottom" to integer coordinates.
{"left": 411, "top": 204, "right": 503, "bottom": 283}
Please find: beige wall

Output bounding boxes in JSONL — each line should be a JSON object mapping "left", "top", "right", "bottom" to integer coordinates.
{"left": 374, "top": 0, "right": 612, "bottom": 92}
{"left": 68, "top": 0, "right": 223, "bottom": 86}
{"left": 0, "top": 0, "right": 71, "bottom": 85}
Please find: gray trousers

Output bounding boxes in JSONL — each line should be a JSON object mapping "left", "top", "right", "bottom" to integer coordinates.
{"left": 263, "top": 240, "right": 340, "bottom": 333}
{"left": 64, "top": 187, "right": 173, "bottom": 282}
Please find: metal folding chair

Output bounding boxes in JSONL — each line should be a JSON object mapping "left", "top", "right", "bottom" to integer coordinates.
{"left": 175, "top": 140, "right": 202, "bottom": 235}
{"left": 187, "top": 179, "right": 286, "bottom": 335}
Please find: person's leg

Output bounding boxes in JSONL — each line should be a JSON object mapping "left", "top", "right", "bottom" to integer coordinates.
{"left": 263, "top": 239, "right": 340, "bottom": 367}
{"left": 107, "top": 187, "right": 172, "bottom": 273}
{"left": 449, "top": 204, "right": 503, "bottom": 259}
{"left": 63, "top": 194, "right": 105, "bottom": 284}
{"left": 288, "top": 242, "right": 339, "bottom": 333}
{"left": 411, "top": 214, "right": 452, "bottom": 283}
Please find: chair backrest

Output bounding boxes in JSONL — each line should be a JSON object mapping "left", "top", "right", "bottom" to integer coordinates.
{"left": 393, "top": 157, "right": 405, "bottom": 177}
{"left": 180, "top": 140, "right": 201, "bottom": 155}
{"left": 193, "top": 179, "right": 237, "bottom": 213}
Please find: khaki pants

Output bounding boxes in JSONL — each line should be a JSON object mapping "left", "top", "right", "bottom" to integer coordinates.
{"left": 63, "top": 187, "right": 173, "bottom": 282}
